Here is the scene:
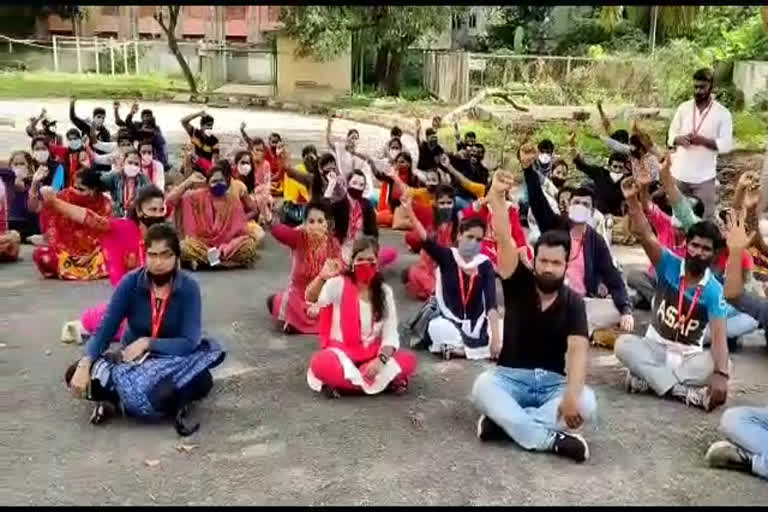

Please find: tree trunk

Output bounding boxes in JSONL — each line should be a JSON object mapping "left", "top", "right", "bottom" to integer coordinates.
{"left": 374, "top": 45, "right": 389, "bottom": 91}
{"left": 168, "top": 35, "right": 197, "bottom": 94}
{"left": 384, "top": 49, "right": 402, "bottom": 96}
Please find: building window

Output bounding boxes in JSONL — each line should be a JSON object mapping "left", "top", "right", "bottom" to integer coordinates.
{"left": 452, "top": 14, "right": 462, "bottom": 30}
{"left": 101, "top": 6, "right": 119, "bottom": 16}
{"left": 226, "top": 6, "right": 246, "bottom": 20}
{"left": 468, "top": 13, "right": 477, "bottom": 29}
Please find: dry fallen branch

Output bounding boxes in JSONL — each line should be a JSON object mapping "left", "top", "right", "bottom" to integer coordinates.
{"left": 443, "top": 87, "right": 529, "bottom": 125}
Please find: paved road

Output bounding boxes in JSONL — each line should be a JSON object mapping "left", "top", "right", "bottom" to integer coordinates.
{"left": 0, "top": 98, "right": 419, "bottom": 168}
{"left": 1, "top": 102, "right": 768, "bottom": 505}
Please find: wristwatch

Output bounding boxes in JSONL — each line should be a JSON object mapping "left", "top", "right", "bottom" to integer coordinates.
{"left": 378, "top": 353, "right": 390, "bottom": 364}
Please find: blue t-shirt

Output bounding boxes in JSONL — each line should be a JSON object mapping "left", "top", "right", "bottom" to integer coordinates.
{"left": 651, "top": 249, "right": 727, "bottom": 346}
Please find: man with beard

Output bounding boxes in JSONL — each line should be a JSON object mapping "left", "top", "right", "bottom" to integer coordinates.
{"left": 614, "top": 174, "right": 730, "bottom": 412}
{"left": 523, "top": 144, "right": 633, "bottom": 338}
{"left": 471, "top": 157, "right": 596, "bottom": 463}
{"left": 668, "top": 68, "right": 733, "bottom": 218}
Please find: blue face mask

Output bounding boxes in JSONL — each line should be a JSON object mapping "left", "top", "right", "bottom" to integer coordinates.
{"left": 210, "top": 182, "right": 228, "bottom": 197}
{"left": 458, "top": 238, "right": 481, "bottom": 261}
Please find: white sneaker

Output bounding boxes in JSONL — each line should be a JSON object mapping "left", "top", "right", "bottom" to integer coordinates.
{"left": 706, "top": 440, "right": 752, "bottom": 471}
{"left": 624, "top": 369, "right": 650, "bottom": 394}
{"left": 684, "top": 387, "right": 711, "bottom": 411}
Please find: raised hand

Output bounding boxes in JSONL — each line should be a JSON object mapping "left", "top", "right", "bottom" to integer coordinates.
{"left": 319, "top": 258, "right": 342, "bottom": 280}
{"left": 240, "top": 121, "right": 246, "bottom": 131}
{"left": 130, "top": 102, "right": 139, "bottom": 114}
{"left": 726, "top": 207, "right": 756, "bottom": 252}
{"left": 620, "top": 176, "right": 638, "bottom": 200}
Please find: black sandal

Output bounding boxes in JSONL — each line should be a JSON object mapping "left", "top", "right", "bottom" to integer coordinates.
{"left": 321, "top": 385, "right": 341, "bottom": 399}
{"left": 174, "top": 403, "right": 200, "bottom": 437}
{"left": 89, "top": 401, "right": 117, "bottom": 425}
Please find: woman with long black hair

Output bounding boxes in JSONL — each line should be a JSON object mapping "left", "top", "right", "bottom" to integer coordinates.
{"left": 304, "top": 236, "right": 417, "bottom": 397}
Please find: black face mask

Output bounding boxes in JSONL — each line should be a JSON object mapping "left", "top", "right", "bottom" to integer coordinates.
{"left": 138, "top": 215, "right": 166, "bottom": 228}
{"left": 148, "top": 267, "right": 176, "bottom": 287}
{"left": 534, "top": 271, "right": 564, "bottom": 294}
{"left": 426, "top": 185, "right": 438, "bottom": 194}
{"left": 551, "top": 177, "right": 565, "bottom": 189}
{"left": 685, "top": 255, "right": 711, "bottom": 277}
{"left": 435, "top": 206, "right": 453, "bottom": 223}
{"left": 347, "top": 188, "right": 364, "bottom": 200}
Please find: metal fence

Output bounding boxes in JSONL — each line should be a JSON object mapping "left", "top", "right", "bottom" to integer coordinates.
{"left": 0, "top": 34, "right": 276, "bottom": 92}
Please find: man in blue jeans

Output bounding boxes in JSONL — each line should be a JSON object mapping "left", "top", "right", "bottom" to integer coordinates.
{"left": 705, "top": 209, "right": 768, "bottom": 479}
{"left": 471, "top": 145, "right": 597, "bottom": 463}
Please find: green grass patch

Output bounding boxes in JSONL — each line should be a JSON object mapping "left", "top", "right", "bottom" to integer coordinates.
{"left": 437, "top": 112, "right": 764, "bottom": 170}
{"left": 0, "top": 71, "right": 187, "bottom": 100}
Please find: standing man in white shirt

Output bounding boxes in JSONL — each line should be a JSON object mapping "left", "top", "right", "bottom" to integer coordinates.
{"left": 668, "top": 68, "right": 733, "bottom": 219}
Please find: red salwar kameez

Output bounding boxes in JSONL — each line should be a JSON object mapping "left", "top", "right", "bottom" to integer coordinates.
{"left": 306, "top": 276, "right": 417, "bottom": 395}
{"left": 269, "top": 224, "right": 342, "bottom": 334}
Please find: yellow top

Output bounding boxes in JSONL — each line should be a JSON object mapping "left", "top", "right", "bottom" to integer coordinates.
{"left": 284, "top": 163, "right": 311, "bottom": 203}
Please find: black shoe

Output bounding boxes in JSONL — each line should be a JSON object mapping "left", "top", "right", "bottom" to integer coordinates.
{"left": 552, "top": 432, "right": 589, "bottom": 462}
{"left": 727, "top": 336, "right": 742, "bottom": 353}
{"left": 266, "top": 294, "right": 275, "bottom": 315}
{"left": 476, "top": 414, "right": 508, "bottom": 442}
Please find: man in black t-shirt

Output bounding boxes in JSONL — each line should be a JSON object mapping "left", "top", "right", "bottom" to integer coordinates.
{"left": 181, "top": 110, "right": 220, "bottom": 169}
{"left": 470, "top": 150, "right": 597, "bottom": 463}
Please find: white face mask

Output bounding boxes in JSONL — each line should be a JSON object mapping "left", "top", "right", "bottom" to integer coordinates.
{"left": 12, "top": 164, "right": 29, "bottom": 178}
{"left": 610, "top": 171, "right": 624, "bottom": 183}
{"left": 69, "top": 139, "right": 82, "bottom": 151}
{"left": 238, "top": 163, "right": 252, "bottom": 176}
{"left": 389, "top": 149, "right": 400, "bottom": 160}
{"left": 33, "top": 150, "right": 49, "bottom": 163}
{"left": 538, "top": 153, "right": 552, "bottom": 165}
{"left": 93, "top": 118, "right": 104, "bottom": 128}
{"left": 141, "top": 154, "right": 153, "bottom": 166}
{"left": 124, "top": 164, "right": 140, "bottom": 178}
{"left": 568, "top": 203, "right": 591, "bottom": 224}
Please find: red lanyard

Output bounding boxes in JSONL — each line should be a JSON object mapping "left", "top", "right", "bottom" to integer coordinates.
{"left": 457, "top": 268, "right": 477, "bottom": 318}
{"left": 150, "top": 285, "right": 171, "bottom": 338}
{"left": 138, "top": 237, "right": 145, "bottom": 267}
{"left": 123, "top": 179, "right": 136, "bottom": 213}
{"left": 692, "top": 100, "right": 713, "bottom": 135}
{"left": 675, "top": 277, "right": 702, "bottom": 341}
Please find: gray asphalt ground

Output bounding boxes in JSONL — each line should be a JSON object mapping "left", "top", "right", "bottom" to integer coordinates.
{"left": 1, "top": 101, "right": 767, "bottom": 505}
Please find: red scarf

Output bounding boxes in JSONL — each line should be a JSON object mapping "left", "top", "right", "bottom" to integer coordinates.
{"left": 317, "top": 276, "right": 380, "bottom": 363}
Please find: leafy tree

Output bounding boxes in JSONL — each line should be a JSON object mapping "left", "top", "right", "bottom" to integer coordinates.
{"left": 486, "top": 6, "right": 553, "bottom": 53}
{"left": 279, "top": 6, "right": 453, "bottom": 96}
{"left": 154, "top": 6, "right": 197, "bottom": 93}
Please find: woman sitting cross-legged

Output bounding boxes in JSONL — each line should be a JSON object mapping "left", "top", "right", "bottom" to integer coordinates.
{"left": 268, "top": 200, "right": 342, "bottom": 334}
{"left": 401, "top": 193, "right": 501, "bottom": 360}
{"left": 65, "top": 223, "right": 226, "bottom": 435}
{"left": 305, "top": 235, "right": 417, "bottom": 397}
{"left": 178, "top": 163, "right": 262, "bottom": 270}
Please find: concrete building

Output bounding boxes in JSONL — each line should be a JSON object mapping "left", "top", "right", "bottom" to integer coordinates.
{"left": 38, "top": 6, "right": 282, "bottom": 43}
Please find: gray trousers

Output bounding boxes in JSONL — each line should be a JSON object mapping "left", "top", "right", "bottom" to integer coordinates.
{"left": 614, "top": 334, "right": 718, "bottom": 396}
{"left": 677, "top": 178, "right": 717, "bottom": 219}
{"left": 626, "top": 268, "right": 656, "bottom": 306}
